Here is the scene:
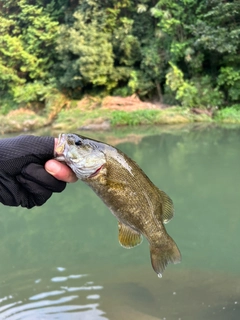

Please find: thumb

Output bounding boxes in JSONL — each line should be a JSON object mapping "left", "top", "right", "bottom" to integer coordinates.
{"left": 45, "top": 160, "right": 77, "bottom": 183}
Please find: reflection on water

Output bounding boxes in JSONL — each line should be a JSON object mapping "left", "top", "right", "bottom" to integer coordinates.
{"left": 0, "top": 268, "right": 107, "bottom": 319}
{"left": 0, "top": 124, "right": 240, "bottom": 319}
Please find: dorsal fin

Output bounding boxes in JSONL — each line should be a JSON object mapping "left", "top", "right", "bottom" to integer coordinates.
{"left": 158, "top": 189, "right": 174, "bottom": 224}
{"left": 118, "top": 222, "right": 143, "bottom": 249}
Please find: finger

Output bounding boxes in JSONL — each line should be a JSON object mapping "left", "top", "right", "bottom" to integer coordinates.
{"left": 21, "top": 163, "right": 66, "bottom": 192}
{"left": 45, "top": 159, "right": 78, "bottom": 183}
{"left": 16, "top": 175, "right": 53, "bottom": 207}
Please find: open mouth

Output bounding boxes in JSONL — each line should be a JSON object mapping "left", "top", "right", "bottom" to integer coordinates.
{"left": 89, "top": 165, "right": 104, "bottom": 178}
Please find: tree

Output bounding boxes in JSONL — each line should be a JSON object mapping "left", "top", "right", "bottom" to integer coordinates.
{"left": 1, "top": 0, "right": 240, "bottom": 107}
{"left": 0, "top": 0, "right": 62, "bottom": 103}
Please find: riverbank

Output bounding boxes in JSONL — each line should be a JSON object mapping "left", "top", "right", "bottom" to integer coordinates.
{"left": 1, "top": 95, "right": 240, "bottom": 134}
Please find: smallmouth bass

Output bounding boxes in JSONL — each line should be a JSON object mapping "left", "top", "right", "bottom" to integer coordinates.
{"left": 55, "top": 133, "right": 181, "bottom": 277}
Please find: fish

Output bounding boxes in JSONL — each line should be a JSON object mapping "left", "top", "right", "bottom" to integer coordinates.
{"left": 55, "top": 133, "right": 181, "bottom": 277}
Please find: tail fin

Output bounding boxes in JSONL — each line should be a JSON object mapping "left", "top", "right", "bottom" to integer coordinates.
{"left": 150, "top": 235, "right": 181, "bottom": 278}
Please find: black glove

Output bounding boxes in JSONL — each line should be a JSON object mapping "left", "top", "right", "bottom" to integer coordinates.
{"left": 0, "top": 135, "right": 66, "bottom": 208}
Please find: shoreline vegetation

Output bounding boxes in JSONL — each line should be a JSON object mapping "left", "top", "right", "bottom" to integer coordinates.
{"left": 1, "top": 1, "right": 240, "bottom": 136}
{"left": 1, "top": 95, "right": 240, "bottom": 135}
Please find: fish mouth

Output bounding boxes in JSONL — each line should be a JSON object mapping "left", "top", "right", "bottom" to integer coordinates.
{"left": 89, "top": 165, "right": 104, "bottom": 178}
{"left": 55, "top": 133, "right": 67, "bottom": 160}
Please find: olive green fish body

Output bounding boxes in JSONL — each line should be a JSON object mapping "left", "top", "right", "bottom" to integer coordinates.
{"left": 56, "top": 133, "right": 181, "bottom": 277}
{"left": 85, "top": 148, "right": 160, "bottom": 234}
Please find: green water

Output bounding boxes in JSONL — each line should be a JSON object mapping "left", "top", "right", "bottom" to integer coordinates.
{"left": 0, "top": 124, "right": 240, "bottom": 320}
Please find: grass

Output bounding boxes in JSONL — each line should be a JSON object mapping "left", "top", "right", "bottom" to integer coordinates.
{"left": 110, "top": 110, "right": 160, "bottom": 126}
{"left": 214, "top": 107, "right": 240, "bottom": 123}
{"left": 53, "top": 106, "right": 214, "bottom": 131}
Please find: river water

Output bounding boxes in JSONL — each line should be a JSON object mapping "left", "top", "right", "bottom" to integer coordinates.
{"left": 0, "top": 124, "right": 240, "bottom": 320}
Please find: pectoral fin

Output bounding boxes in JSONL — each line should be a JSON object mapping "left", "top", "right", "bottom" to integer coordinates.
{"left": 118, "top": 222, "right": 143, "bottom": 249}
{"left": 158, "top": 189, "right": 174, "bottom": 224}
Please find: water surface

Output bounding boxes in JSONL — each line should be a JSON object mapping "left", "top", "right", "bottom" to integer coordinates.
{"left": 0, "top": 124, "right": 240, "bottom": 319}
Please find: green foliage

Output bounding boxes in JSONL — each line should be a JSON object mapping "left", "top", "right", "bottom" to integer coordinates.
{"left": 0, "top": 94, "right": 18, "bottom": 115}
{"left": 111, "top": 110, "right": 160, "bottom": 126}
{"left": 231, "top": 104, "right": 240, "bottom": 111}
{"left": 166, "top": 63, "right": 197, "bottom": 108}
{"left": 127, "top": 70, "right": 155, "bottom": 97}
{"left": 1, "top": 0, "right": 240, "bottom": 109}
{"left": 192, "top": 0, "right": 240, "bottom": 54}
{"left": 57, "top": 10, "right": 114, "bottom": 90}
{"left": 218, "top": 67, "right": 240, "bottom": 102}
{"left": 0, "top": 0, "right": 61, "bottom": 104}
{"left": 12, "top": 81, "right": 54, "bottom": 104}
{"left": 150, "top": 0, "right": 194, "bottom": 62}
{"left": 166, "top": 63, "right": 223, "bottom": 108}
{"left": 192, "top": 76, "right": 223, "bottom": 108}
{"left": 214, "top": 108, "right": 240, "bottom": 123}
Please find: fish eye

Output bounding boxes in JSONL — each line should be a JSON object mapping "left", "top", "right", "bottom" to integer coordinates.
{"left": 75, "top": 139, "right": 82, "bottom": 146}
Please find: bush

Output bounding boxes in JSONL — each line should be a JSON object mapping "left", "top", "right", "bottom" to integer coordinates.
{"left": 214, "top": 107, "right": 240, "bottom": 123}
{"left": 166, "top": 63, "right": 223, "bottom": 108}
{"left": 12, "top": 82, "right": 53, "bottom": 104}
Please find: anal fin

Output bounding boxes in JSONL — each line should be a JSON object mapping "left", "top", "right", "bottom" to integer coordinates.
{"left": 118, "top": 222, "right": 143, "bottom": 249}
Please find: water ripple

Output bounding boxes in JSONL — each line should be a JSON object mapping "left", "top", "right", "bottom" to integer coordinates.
{"left": 61, "top": 285, "right": 103, "bottom": 292}
{"left": 29, "top": 290, "right": 66, "bottom": 301}
{"left": 0, "top": 272, "right": 108, "bottom": 320}
{"left": 51, "top": 274, "right": 88, "bottom": 283}
{"left": 1, "top": 303, "right": 107, "bottom": 319}
{"left": 0, "top": 296, "right": 108, "bottom": 319}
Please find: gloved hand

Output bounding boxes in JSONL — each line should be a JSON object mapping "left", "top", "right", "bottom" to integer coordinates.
{"left": 0, "top": 135, "right": 66, "bottom": 208}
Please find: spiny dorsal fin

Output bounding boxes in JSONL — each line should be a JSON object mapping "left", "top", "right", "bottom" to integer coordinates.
{"left": 118, "top": 222, "right": 143, "bottom": 249}
{"left": 158, "top": 189, "right": 174, "bottom": 224}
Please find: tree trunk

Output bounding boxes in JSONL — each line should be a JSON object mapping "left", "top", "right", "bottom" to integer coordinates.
{"left": 155, "top": 81, "right": 163, "bottom": 103}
